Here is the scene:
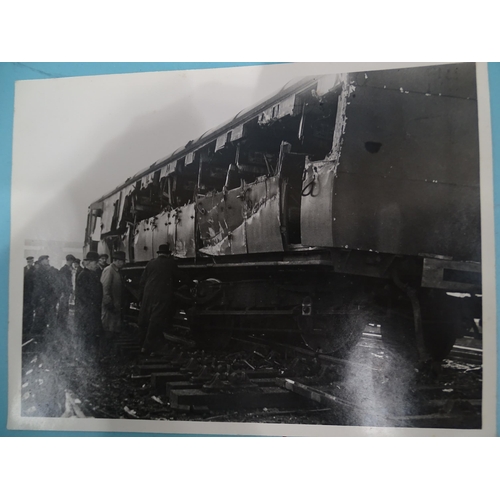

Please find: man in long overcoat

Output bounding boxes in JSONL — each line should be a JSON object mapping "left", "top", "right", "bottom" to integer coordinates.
{"left": 30, "top": 255, "right": 61, "bottom": 341}
{"left": 138, "top": 244, "right": 182, "bottom": 355}
{"left": 75, "top": 251, "right": 103, "bottom": 361}
{"left": 100, "top": 250, "right": 125, "bottom": 360}
{"left": 23, "top": 260, "right": 36, "bottom": 338}
{"left": 24, "top": 256, "right": 34, "bottom": 274}
{"left": 58, "top": 254, "right": 76, "bottom": 332}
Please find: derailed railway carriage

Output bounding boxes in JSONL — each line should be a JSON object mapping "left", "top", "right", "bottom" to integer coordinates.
{"left": 84, "top": 63, "right": 482, "bottom": 362}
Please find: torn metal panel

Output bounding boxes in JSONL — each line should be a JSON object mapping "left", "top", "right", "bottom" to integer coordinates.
{"left": 97, "top": 240, "right": 108, "bottom": 256}
{"left": 215, "top": 134, "right": 227, "bottom": 151}
{"left": 300, "top": 159, "right": 335, "bottom": 248}
{"left": 198, "top": 177, "right": 283, "bottom": 256}
{"left": 151, "top": 210, "right": 171, "bottom": 254}
{"left": 166, "top": 209, "right": 177, "bottom": 251}
{"left": 197, "top": 192, "right": 225, "bottom": 249}
{"left": 121, "top": 226, "right": 132, "bottom": 262}
{"left": 245, "top": 176, "right": 284, "bottom": 254}
{"left": 230, "top": 123, "right": 245, "bottom": 141}
{"left": 140, "top": 172, "right": 155, "bottom": 189}
{"left": 185, "top": 152, "right": 195, "bottom": 165}
{"left": 327, "top": 74, "right": 353, "bottom": 164}
{"left": 91, "top": 216, "right": 102, "bottom": 242}
{"left": 133, "top": 218, "right": 155, "bottom": 262}
{"left": 103, "top": 234, "right": 127, "bottom": 258}
{"left": 159, "top": 162, "right": 176, "bottom": 180}
{"left": 227, "top": 221, "right": 247, "bottom": 255}
{"left": 174, "top": 203, "right": 196, "bottom": 258}
{"left": 258, "top": 94, "right": 298, "bottom": 125}
{"left": 223, "top": 187, "right": 246, "bottom": 255}
{"left": 316, "top": 74, "right": 342, "bottom": 97}
{"left": 198, "top": 187, "right": 247, "bottom": 256}
{"left": 216, "top": 123, "right": 245, "bottom": 149}
{"left": 101, "top": 191, "right": 121, "bottom": 234}
{"left": 118, "top": 184, "right": 136, "bottom": 227}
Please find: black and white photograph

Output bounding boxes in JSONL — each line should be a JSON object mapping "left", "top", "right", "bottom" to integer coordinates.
{"left": 7, "top": 62, "right": 496, "bottom": 436}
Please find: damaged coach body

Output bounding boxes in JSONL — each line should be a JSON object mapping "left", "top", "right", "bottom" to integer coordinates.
{"left": 84, "top": 63, "right": 482, "bottom": 361}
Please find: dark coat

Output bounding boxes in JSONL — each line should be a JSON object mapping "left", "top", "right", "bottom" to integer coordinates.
{"left": 23, "top": 266, "right": 36, "bottom": 305}
{"left": 32, "top": 265, "right": 61, "bottom": 308}
{"left": 23, "top": 266, "right": 36, "bottom": 336}
{"left": 96, "top": 264, "right": 106, "bottom": 280}
{"left": 100, "top": 264, "right": 123, "bottom": 333}
{"left": 75, "top": 268, "right": 103, "bottom": 338}
{"left": 75, "top": 266, "right": 83, "bottom": 280}
{"left": 59, "top": 264, "right": 73, "bottom": 296}
{"left": 29, "top": 265, "right": 61, "bottom": 338}
{"left": 57, "top": 264, "right": 74, "bottom": 329}
{"left": 138, "top": 255, "right": 181, "bottom": 326}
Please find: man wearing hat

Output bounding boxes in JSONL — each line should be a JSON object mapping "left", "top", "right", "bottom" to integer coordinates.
{"left": 100, "top": 250, "right": 126, "bottom": 361}
{"left": 24, "top": 256, "right": 35, "bottom": 275}
{"left": 75, "top": 251, "right": 103, "bottom": 361}
{"left": 58, "top": 254, "right": 76, "bottom": 332}
{"left": 138, "top": 244, "right": 182, "bottom": 355}
{"left": 69, "top": 258, "right": 83, "bottom": 306}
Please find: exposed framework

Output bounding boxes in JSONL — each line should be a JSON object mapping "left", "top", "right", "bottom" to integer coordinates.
{"left": 84, "top": 74, "right": 342, "bottom": 260}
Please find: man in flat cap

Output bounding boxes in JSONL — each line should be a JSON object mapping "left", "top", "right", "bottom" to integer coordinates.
{"left": 58, "top": 254, "right": 76, "bottom": 332}
{"left": 75, "top": 251, "right": 103, "bottom": 362}
{"left": 24, "top": 256, "right": 34, "bottom": 275}
{"left": 100, "top": 250, "right": 126, "bottom": 361}
{"left": 138, "top": 244, "right": 183, "bottom": 355}
{"left": 30, "top": 255, "right": 62, "bottom": 341}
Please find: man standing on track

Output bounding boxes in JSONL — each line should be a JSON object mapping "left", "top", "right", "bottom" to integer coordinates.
{"left": 30, "top": 255, "right": 61, "bottom": 342}
{"left": 58, "top": 254, "right": 76, "bottom": 332}
{"left": 138, "top": 244, "right": 182, "bottom": 356}
{"left": 23, "top": 258, "right": 36, "bottom": 338}
{"left": 75, "top": 251, "right": 103, "bottom": 363}
{"left": 100, "top": 251, "right": 126, "bottom": 362}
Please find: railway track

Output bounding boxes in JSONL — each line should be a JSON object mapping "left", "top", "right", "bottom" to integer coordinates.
{"left": 20, "top": 327, "right": 483, "bottom": 428}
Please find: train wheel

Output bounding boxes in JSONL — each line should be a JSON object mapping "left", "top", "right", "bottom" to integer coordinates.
{"left": 298, "top": 310, "right": 366, "bottom": 355}
{"left": 382, "top": 290, "right": 465, "bottom": 362}
{"left": 380, "top": 304, "right": 418, "bottom": 361}
{"left": 420, "top": 290, "right": 464, "bottom": 361}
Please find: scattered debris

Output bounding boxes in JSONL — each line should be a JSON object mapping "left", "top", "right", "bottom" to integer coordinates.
{"left": 124, "top": 406, "right": 139, "bottom": 418}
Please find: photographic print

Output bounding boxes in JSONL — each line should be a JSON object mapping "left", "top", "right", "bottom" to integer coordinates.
{"left": 7, "top": 62, "right": 496, "bottom": 436}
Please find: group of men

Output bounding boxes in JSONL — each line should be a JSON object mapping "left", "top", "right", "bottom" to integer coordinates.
{"left": 25, "top": 254, "right": 83, "bottom": 339}
{"left": 73, "top": 251, "right": 126, "bottom": 362}
{"left": 23, "top": 252, "right": 114, "bottom": 357}
{"left": 22, "top": 243, "right": 182, "bottom": 363}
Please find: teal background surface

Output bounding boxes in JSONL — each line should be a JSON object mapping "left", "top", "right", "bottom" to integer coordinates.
{"left": 0, "top": 62, "right": 498, "bottom": 436}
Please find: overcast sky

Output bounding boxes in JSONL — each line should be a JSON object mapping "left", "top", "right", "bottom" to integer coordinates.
{"left": 11, "top": 62, "right": 430, "bottom": 246}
